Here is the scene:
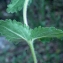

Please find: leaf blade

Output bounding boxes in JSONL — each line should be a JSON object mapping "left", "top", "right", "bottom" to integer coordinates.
{"left": 0, "top": 19, "right": 31, "bottom": 41}
{"left": 31, "top": 26, "right": 63, "bottom": 40}
{"left": 7, "top": 0, "right": 25, "bottom": 13}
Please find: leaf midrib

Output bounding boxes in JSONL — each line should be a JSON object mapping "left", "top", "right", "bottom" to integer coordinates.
{"left": 10, "top": 0, "right": 20, "bottom": 8}
{"left": 32, "top": 32, "right": 63, "bottom": 40}
{"left": 2, "top": 26, "right": 26, "bottom": 41}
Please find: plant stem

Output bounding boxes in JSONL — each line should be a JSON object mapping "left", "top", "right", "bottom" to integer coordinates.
{"left": 23, "top": 0, "right": 29, "bottom": 26}
{"left": 28, "top": 42, "right": 37, "bottom": 63}
{"left": 23, "top": 0, "right": 37, "bottom": 62}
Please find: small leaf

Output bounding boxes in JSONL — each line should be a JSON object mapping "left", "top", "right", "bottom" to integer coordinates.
{"left": 7, "top": 0, "right": 32, "bottom": 13}
{"left": 0, "top": 19, "right": 31, "bottom": 41}
{"left": 31, "top": 26, "right": 63, "bottom": 40}
{"left": 7, "top": 0, "right": 25, "bottom": 13}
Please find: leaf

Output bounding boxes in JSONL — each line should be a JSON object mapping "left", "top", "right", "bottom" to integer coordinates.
{"left": 0, "top": 20, "right": 63, "bottom": 43}
{"left": 31, "top": 26, "right": 63, "bottom": 41}
{"left": 7, "top": 0, "right": 25, "bottom": 13}
{"left": 0, "top": 19, "right": 31, "bottom": 41}
{"left": 7, "top": 0, "right": 32, "bottom": 13}
{"left": 40, "top": 37, "right": 52, "bottom": 43}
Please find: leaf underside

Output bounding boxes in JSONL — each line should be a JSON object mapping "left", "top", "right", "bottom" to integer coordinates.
{"left": 7, "top": 0, "right": 25, "bottom": 13}
{"left": 0, "top": 20, "right": 63, "bottom": 42}
{"left": 0, "top": 19, "right": 31, "bottom": 41}
{"left": 31, "top": 26, "right": 63, "bottom": 40}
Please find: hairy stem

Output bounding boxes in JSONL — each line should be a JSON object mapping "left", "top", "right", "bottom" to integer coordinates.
{"left": 23, "top": 0, "right": 29, "bottom": 26}
{"left": 28, "top": 42, "right": 37, "bottom": 63}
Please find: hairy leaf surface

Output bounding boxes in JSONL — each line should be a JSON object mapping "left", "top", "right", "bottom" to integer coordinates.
{"left": 0, "top": 20, "right": 63, "bottom": 42}
{"left": 31, "top": 26, "right": 63, "bottom": 40}
{"left": 7, "top": 0, "right": 25, "bottom": 13}
{"left": 0, "top": 19, "right": 31, "bottom": 41}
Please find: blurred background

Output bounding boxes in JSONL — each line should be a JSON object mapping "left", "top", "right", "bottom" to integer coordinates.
{"left": 0, "top": 0, "right": 63, "bottom": 63}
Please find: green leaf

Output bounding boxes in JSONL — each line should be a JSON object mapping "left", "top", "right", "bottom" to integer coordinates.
{"left": 31, "top": 26, "right": 63, "bottom": 40}
{"left": 0, "top": 19, "right": 31, "bottom": 41}
{"left": 0, "top": 20, "right": 63, "bottom": 43}
{"left": 7, "top": 0, "right": 25, "bottom": 13}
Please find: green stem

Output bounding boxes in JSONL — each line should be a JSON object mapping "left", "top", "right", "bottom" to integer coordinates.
{"left": 23, "top": 0, "right": 29, "bottom": 26}
{"left": 23, "top": 0, "right": 37, "bottom": 63}
{"left": 28, "top": 42, "right": 37, "bottom": 63}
